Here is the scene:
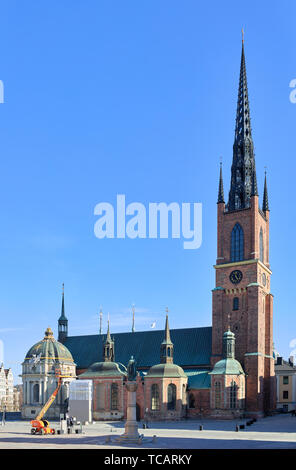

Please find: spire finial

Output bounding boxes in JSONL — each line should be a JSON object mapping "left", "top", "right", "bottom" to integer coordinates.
{"left": 99, "top": 306, "right": 103, "bottom": 335}
{"left": 242, "top": 28, "right": 244, "bottom": 44}
{"left": 164, "top": 308, "right": 172, "bottom": 343}
{"left": 107, "top": 314, "right": 111, "bottom": 339}
{"left": 132, "top": 304, "right": 135, "bottom": 333}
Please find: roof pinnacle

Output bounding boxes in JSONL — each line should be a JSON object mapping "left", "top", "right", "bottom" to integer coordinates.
{"left": 263, "top": 169, "right": 270, "bottom": 211}
{"left": 217, "top": 161, "right": 225, "bottom": 204}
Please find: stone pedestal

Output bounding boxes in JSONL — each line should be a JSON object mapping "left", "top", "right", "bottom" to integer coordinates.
{"left": 118, "top": 381, "right": 140, "bottom": 443}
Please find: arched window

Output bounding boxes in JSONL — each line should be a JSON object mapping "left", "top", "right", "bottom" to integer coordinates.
{"left": 111, "top": 383, "right": 118, "bottom": 410}
{"left": 96, "top": 384, "right": 105, "bottom": 410}
{"left": 230, "top": 381, "right": 238, "bottom": 409}
{"left": 189, "top": 393, "right": 195, "bottom": 409}
{"left": 233, "top": 297, "right": 239, "bottom": 311}
{"left": 167, "top": 384, "right": 176, "bottom": 410}
{"left": 259, "top": 228, "right": 264, "bottom": 263}
{"left": 215, "top": 381, "right": 221, "bottom": 409}
{"left": 33, "top": 383, "right": 39, "bottom": 403}
{"left": 151, "top": 384, "right": 160, "bottom": 411}
{"left": 231, "top": 223, "right": 244, "bottom": 262}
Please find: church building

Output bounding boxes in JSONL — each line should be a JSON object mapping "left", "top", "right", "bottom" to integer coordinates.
{"left": 23, "top": 38, "right": 276, "bottom": 421}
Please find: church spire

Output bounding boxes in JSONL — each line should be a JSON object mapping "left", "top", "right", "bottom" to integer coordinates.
{"left": 103, "top": 318, "right": 115, "bottom": 362}
{"left": 160, "top": 308, "right": 174, "bottom": 364}
{"left": 58, "top": 283, "right": 68, "bottom": 343}
{"left": 227, "top": 35, "right": 257, "bottom": 211}
{"left": 262, "top": 171, "right": 269, "bottom": 212}
{"left": 217, "top": 162, "right": 225, "bottom": 204}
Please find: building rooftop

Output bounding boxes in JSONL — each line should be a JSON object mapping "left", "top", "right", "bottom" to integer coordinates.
{"left": 64, "top": 326, "right": 212, "bottom": 370}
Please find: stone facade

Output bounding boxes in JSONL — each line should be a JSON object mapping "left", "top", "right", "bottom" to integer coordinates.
{"left": 21, "top": 328, "right": 76, "bottom": 419}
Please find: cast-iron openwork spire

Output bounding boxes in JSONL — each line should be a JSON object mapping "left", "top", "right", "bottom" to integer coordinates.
{"left": 227, "top": 36, "right": 257, "bottom": 211}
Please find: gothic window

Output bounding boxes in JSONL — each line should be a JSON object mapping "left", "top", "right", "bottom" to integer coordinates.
{"left": 260, "top": 228, "right": 264, "bottom": 263}
{"left": 33, "top": 383, "right": 39, "bottom": 403}
{"left": 233, "top": 297, "right": 239, "bottom": 311}
{"left": 151, "top": 384, "right": 160, "bottom": 411}
{"left": 167, "top": 384, "right": 176, "bottom": 410}
{"left": 189, "top": 393, "right": 195, "bottom": 409}
{"left": 111, "top": 383, "right": 118, "bottom": 410}
{"left": 230, "top": 381, "right": 238, "bottom": 409}
{"left": 96, "top": 384, "right": 105, "bottom": 410}
{"left": 215, "top": 381, "right": 221, "bottom": 409}
{"left": 231, "top": 223, "right": 244, "bottom": 262}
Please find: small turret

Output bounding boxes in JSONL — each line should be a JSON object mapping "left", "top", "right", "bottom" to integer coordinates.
{"left": 103, "top": 319, "right": 115, "bottom": 362}
{"left": 160, "top": 309, "right": 174, "bottom": 364}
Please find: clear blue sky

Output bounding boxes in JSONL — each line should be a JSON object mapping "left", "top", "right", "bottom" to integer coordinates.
{"left": 0, "top": 1, "right": 295, "bottom": 383}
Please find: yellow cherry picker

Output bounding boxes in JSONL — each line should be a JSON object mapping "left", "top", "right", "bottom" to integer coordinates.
{"left": 31, "top": 368, "right": 72, "bottom": 435}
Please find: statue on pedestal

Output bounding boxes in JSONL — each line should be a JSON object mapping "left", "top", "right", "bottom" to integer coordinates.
{"left": 127, "top": 356, "right": 137, "bottom": 382}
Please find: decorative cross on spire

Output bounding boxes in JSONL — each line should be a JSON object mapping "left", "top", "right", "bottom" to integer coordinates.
{"left": 242, "top": 27, "right": 244, "bottom": 43}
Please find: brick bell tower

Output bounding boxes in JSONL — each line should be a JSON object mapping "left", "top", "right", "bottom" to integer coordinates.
{"left": 211, "top": 37, "right": 276, "bottom": 416}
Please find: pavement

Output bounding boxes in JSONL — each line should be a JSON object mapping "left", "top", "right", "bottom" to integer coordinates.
{"left": 0, "top": 414, "right": 295, "bottom": 449}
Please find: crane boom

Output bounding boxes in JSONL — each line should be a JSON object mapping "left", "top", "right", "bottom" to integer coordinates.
{"left": 35, "top": 375, "right": 62, "bottom": 420}
{"left": 34, "top": 370, "right": 73, "bottom": 421}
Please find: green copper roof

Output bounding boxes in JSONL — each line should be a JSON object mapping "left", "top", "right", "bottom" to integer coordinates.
{"left": 209, "top": 358, "right": 244, "bottom": 376}
{"left": 185, "top": 369, "right": 211, "bottom": 389}
{"left": 146, "top": 363, "right": 186, "bottom": 378}
{"left": 79, "top": 361, "right": 127, "bottom": 378}
{"left": 25, "top": 328, "right": 74, "bottom": 364}
{"left": 63, "top": 326, "right": 212, "bottom": 370}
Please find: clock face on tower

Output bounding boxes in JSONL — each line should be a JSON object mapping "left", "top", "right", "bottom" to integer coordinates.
{"left": 229, "top": 269, "right": 243, "bottom": 285}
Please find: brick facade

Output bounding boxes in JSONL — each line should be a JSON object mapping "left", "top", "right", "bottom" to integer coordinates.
{"left": 211, "top": 195, "right": 276, "bottom": 416}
